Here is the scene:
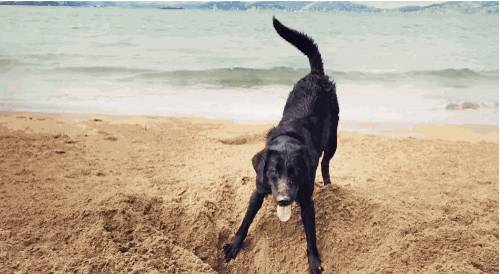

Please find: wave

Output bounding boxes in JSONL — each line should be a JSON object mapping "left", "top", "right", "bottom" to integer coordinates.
{"left": 411, "top": 68, "right": 486, "bottom": 78}
{"left": 0, "top": 58, "right": 21, "bottom": 72}
{"left": 53, "top": 66, "right": 499, "bottom": 87}
{"left": 137, "top": 67, "right": 311, "bottom": 87}
{"left": 58, "top": 66, "right": 157, "bottom": 74}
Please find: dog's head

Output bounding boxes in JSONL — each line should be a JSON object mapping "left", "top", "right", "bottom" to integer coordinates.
{"left": 252, "top": 135, "right": 312, "bottom": 206}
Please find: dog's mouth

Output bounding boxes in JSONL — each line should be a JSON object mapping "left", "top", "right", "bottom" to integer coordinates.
{"left": 276, "top": 195, "right": 293, "bottom": 207}
{"left": 277, "top": 204, "right": 293, "bottom": 222}
{"left": 272, "top": 178, "right": 297, "bottom": 221}
{"left": 272, "top": 192, "right": 294, "bottom": 222}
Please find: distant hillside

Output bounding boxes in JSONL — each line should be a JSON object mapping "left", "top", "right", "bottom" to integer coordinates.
{"left": 302, "top": 1, "right": 383, "bottom": 13}
{"left": 0, "top": 1, "right": 498, "bottom": 14}
{"left": 392, "top": 1, "right": 499, "bottom": 14}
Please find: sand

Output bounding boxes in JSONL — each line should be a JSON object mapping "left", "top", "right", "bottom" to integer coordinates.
{"left": 0, "top": 111, "right": 498, "bottom": 274}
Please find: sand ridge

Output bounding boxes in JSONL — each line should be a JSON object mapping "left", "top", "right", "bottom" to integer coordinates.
{"left": 0, "top": 112, "right": 498, "bottom": 273}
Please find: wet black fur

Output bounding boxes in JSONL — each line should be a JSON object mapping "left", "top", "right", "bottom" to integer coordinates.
{"left": 223, "top": 17, "right": 339, "bottom": 274}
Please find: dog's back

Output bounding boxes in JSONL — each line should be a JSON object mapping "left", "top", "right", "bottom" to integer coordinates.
{"left": 272, "top": 17, "right": 339, "bottom": 152}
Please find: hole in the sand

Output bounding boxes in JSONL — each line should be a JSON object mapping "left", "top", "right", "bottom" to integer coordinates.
{"left": 215, "top": 231, "right": 232, "bottom": 273}
{"left": 238, "top": 176, "right": 252, "bottom": 185}
{"left": 104, "top": 225, "right": 115, "bottom": 232}
{"left": 219, "top": 137, "right": 248, "bottom": 145}
{"left": 53, "top": 133, "right": 69, "bottom": 139}
{"left": 218, "top": 134, "right": 265, "bottom": 145}
{"left": 143, "top": 204, "right": 152, "bottom": 215}
{"left": 471, "top": 261, "right": 485, "bottom": 271}
{"left": 118, "top": 246, "right": 129, "bottom": 253}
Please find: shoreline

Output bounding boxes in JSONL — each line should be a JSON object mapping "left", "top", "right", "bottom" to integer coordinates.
{"left": 0, "top": 110, "right": 498, "bottom": 143}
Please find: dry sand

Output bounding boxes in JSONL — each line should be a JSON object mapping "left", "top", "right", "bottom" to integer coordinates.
{"left": 0, "top": 112, "right": 498, "bottom": 274}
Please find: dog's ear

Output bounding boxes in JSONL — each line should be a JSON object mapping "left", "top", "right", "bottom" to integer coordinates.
{"left": 251, "top": 148, "right": 266, "bottom": 171}
{"left": 252, "top": 149, "right": 271, "bottom": 194}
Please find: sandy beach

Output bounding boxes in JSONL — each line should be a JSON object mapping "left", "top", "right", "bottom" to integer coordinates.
{"left": 0, "top": 111, "right": 498, "bottom": 274}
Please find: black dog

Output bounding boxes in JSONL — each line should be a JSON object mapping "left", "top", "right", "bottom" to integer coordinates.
{"left": 223, "top": 17, "right": 339, "bottom": 274}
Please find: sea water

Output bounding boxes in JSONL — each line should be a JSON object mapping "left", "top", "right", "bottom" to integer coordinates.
{"left": 1, "top": 6, "right": 498, "bottom": 126}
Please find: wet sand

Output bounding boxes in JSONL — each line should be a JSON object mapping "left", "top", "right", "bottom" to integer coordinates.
{"left": 0, "top": 111, "right": 498, "bottom": 274}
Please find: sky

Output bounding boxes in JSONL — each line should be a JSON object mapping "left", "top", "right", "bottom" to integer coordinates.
{"left": 139, "top": 1, "right": 447, "bottom": 9}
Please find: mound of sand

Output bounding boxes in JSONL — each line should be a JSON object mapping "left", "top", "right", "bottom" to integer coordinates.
{"left": 0, "top": 113, "right": 498, "bottom": 273}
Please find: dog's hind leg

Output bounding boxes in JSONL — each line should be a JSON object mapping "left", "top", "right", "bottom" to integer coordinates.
{"left": 321, "top": 121, "right": 338, "bottom": 185}
{"left": 223, "top": 190, "right": 265, "bottom": 261}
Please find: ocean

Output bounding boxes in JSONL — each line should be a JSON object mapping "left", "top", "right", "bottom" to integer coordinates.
{"left": 1, "top": 6, "right": 498, "bottom": 127}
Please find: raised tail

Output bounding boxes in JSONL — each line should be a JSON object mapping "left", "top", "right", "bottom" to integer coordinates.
{"left": 272, "top": 16, "right": 324, "bottom": 76}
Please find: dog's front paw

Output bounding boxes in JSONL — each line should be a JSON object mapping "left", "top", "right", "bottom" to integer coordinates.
{"left": 223, "top": 238, "right": 244, "bottom": 262}
{"left": 310, "top": 265, "right": 323, "bottom": 274}
{"left": 308, "top": 256, "right": 323, "bottom": 274}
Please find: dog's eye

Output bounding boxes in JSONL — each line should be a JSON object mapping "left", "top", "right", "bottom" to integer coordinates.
{"left": 268, "top": 168, "right": 277, "bottom": 175}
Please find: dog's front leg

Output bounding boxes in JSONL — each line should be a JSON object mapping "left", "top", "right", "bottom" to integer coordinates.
{"left": 224, "top": 190, "right": 265, "bottom": 261}
{"left": 300, "top": 198, "right": 323, "bottom": 274}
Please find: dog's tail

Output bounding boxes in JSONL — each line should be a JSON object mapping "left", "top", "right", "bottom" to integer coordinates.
{"left": 273, "top": 16, "right": 324, "bottom": 76}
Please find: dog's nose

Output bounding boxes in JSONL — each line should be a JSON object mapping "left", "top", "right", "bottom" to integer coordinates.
{"left": 277, "top": 195, "right": 291, "bottom": 206}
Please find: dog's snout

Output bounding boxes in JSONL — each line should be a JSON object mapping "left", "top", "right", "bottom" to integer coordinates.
{"left": 277, "top": 195, "right": 292, "bottom": 206}
{"left": 275, "top": 178, "right": 293, "bottom": 206}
